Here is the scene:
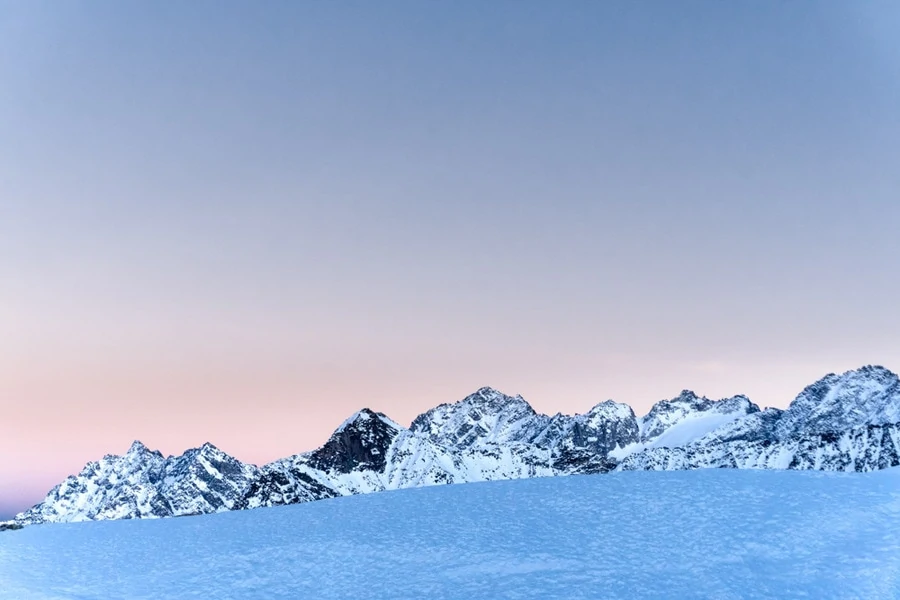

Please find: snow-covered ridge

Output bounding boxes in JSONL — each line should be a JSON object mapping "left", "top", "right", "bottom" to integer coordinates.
{"left": 14, "top": 441, "right": 258, "bottom": 525}
{"left": 7, "top": 365, "right": 900, "bottom": 527}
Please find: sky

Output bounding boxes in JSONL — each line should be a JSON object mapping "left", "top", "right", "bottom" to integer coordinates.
{"left": 2, "top": 1, "right": 899, "bottom": 518}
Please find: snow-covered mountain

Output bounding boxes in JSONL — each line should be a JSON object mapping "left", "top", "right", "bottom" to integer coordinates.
{"left": 7, "top": 365, "right": 900, "bottom": 527}
{"left": 638, "top": 390, "right": 759, "bottom": 444}
{"left": 15, "top": 441, "right": 258, "bottom": 524}
{"left": 619, "top": 365, "right": 900, "bottom": 472}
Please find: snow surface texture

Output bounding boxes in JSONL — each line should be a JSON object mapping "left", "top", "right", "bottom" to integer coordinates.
{"left": 7, "top": 365, "right": 900, "bottom": 527}
{"left": 2, "top": 469, "right": 899, "bottom": 599}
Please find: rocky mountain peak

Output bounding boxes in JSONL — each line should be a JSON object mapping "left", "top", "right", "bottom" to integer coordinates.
{"left": 308, "top": 408, "right": 402, "bottom": 474}
{"left": 409, "top": 387, "right": 541, "bottom": 449}
{"left": 473, "top": 385, "right": 525, "bottom": 401}
{"left": 161, "top": 443, "right": 258, "bottom": 516}
{"left": 856, "top": 364, "right": 896, "bottom": 378}
{"left": 127, "top": 440, "right": 147, "bottom": 454}
{"left": 640, "top": 391, "right": 759, "bottom": 443}
{"left": 335, "top": 408, "right": 401, "bottom": 434}
{"left": 534, "top": 400, "right": 639, "bottom": 456}
{"left": 774, "top": 365, "right": 900, "bottom": 440}
{"left": 585, "top": 400, "right": 638, "bottom": 421}
{"left": 454, "top": 387, "right": 535, "bottom": 416}
{"left": 125, "top": 440, "right": 163, "bottom": 460}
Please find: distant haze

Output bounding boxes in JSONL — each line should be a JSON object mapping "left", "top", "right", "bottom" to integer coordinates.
{"left": 2, "top": 2, "right": 899, "bottom": 516}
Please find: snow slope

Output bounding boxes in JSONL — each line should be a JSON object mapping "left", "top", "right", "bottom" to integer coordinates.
{"left": 1, "top": 469, "right": 898, "bottom": 599}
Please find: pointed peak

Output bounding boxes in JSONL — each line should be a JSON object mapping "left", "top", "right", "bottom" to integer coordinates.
{"left": 642, "top": 390, "right": 709, "bottom": 421}
{"left": 196, "top": 442, "right": 224, "bottom": 456}
{"left": 473, "top": 386, "right": 508, "bottom": 398}
{"left": 778, "top": 364, "right": 900, "bottom": 438}
{"left": 313, "top": 409, "right": 402, "bottom": 473}
{"left": 466, "top": 386, "right": 527, "bottom": 404}
{"left": 337, "top": 408, "right": 373, "bottom": 428}
{"left": 168, "top": 442, "right": 237, "bottom": 466}
{"left": 127, "top": 440, "right": 149, "bottom": 455}
{"left": 124, "top": 440, "right": 163, "bottom": 461}
{"left": 334, "top": 408, "right": 401, "bottom": 435}
{"left": 452, "top": 387, "right": 535, "bottom": 419}
{"left": 591, "top": 398, "right": 621, "bottom": 407}
{"left": 587, "top": 399, "right": 636, "bottom": 420}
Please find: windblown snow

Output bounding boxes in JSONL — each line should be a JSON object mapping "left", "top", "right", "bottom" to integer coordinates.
{"left": 1, "top": 469, "right": 898, "bottom": 599}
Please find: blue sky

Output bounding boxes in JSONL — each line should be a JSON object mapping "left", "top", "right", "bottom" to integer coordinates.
{"left": 1, "top": 1, "right": 899, "bottom": 517}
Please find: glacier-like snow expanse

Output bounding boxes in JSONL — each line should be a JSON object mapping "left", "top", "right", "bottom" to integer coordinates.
{"left": 1, "top": 469, "right": 899, "bottom": 599}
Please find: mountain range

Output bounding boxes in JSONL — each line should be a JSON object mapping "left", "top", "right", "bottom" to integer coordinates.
{"left": 6, "top": 365, "right": 899, "bottom": 527}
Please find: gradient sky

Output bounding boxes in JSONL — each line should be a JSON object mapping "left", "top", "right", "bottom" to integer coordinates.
{"left": 2, "top": 1, "right": 899, "bottom": 518}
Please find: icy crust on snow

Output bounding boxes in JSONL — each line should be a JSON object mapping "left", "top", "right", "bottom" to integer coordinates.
{"left": 8, "top": 365, "right": 900, "bottom": 526}
{"left": 2, "top": 469, "right": 899, "bottom": 600}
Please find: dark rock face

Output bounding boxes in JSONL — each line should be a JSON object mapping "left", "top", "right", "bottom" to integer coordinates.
{"left": 234, "top": 469, "right": 338, "bottom": 510}
{"left": 308, "top": 409, "right": 401, "bottom": 473}
{"left": 533, "top": 401, "right": 640, "bottom": 456}
{"left": 787, "top": 423, "right": 900, "bottom": 471}
{"left": 7, "top": 365, "right": 900, "bottom": 528}
{"left": 550, "top": 447, "right": 617, "bottom": 475}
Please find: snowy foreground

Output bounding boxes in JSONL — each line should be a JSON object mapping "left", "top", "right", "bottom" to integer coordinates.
{"left": 2, "top": 470, "right": 899, "bottom": 600}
